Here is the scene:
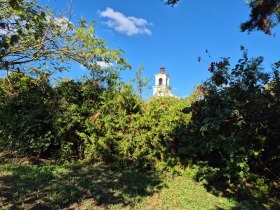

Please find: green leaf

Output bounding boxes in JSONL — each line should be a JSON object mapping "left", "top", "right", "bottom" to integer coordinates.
{"left": 10, "top": 35, "right": 19, "bottom": 46}
{"left": 239, "top": 171, "right": 244, "bottom": 178}
{"left": 0, "top": 23, "right": 6, "bottom": 29}
{"left": 9, "top": 0, "right": 20, "bottom": 10}
{"left": 238, "top": 162, "right": 245, "bottom": 168}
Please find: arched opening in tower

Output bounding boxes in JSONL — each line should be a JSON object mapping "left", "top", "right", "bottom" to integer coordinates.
{"left": 159, "top": 78, "right": 163, "bottom": 85}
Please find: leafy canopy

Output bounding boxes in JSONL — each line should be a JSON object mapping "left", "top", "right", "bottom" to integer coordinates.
{"left": 0, "top": 0, "right": 130, "bottom": 75}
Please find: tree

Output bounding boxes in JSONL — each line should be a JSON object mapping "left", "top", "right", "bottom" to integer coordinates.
{"left": 132, "top": 64, "right": 150, "bottom": 99}
{"left": 163, "top": 0, "right": 180, "bottom": 5}
{"left": 0, "top": 72, "right": 56, "bottom": 156}
{"left": 0, "top": 0, "right": 130, "bottom": 75}
{"left": 187, "top": 47, "right": 280, "bottom": 188}
{"left": 164, "top": 0, "right": 280, "bottom": 35}
{"left": 0, "top": 0, "right": 130, "bottom": 158}
{"left": 241, "top": 0, "right": 280, "bottom": 35}
{"left": 0, "top": 0, "right": 66, "bottom": 72}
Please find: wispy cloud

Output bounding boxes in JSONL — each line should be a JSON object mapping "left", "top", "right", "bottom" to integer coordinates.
{"left": 99, "top": 7, "right": 152, "bottom": 36}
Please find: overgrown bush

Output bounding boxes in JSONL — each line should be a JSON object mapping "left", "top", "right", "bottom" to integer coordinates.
{"left": 186, "top": 47, "right": 280, "bottom": 188}
{"left": 79, "top": 84, "right": 190, "bottom": 171}
{"left": 0, "top": 72, "right": 56, "bottom": 156}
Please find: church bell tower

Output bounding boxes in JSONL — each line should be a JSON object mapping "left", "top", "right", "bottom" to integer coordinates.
{"left": 153, "top": 66, "right": 172, "bottom": 96}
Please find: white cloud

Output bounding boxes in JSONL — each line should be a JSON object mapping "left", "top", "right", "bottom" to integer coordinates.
{"left": 79, "top": 62, "right": 113, "bottom": 70}
{"left": 96, "top": 61, "right": 113, "bottom": 68}
{"left": 0, "top": 16, "right": 73, "bottom": 37}
{"left": 79, "top": 64, "right": 87, "bottom": 70}
{"left": 99, "top": 7, "right": 152, "bottom": 36}
{"left": 55, "top": 17, "right": 73, "bottom": 27}
{"left": 49, "top": 16, "right": 73, "bottom": 32}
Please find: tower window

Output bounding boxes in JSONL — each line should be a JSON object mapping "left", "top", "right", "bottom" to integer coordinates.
{"left": 159, "top": 78, "right": 163, "bottom": 85}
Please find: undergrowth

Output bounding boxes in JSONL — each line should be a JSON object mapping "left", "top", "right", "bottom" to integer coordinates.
{"left": 0, "top": 155, "right": 278, "bottom": 209}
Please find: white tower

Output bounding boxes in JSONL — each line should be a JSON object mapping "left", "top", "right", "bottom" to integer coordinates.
{"left": 153, "top": 66, "right": 172, "bottom": 97}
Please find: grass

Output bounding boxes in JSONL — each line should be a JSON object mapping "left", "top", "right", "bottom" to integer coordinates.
{"left": 0, "top": 155, "right": 279, "bottom": 209}
{"left": 135, "top": 175, "right": 236, "bottom": 210}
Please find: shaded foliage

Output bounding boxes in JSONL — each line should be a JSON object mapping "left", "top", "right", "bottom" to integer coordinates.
{"left": 0, "top": 72, "right": 56, "bottom": 156}
{"left": 241, "top": 0, "right": 280, "bottom": 35}
{"left": 186, "top": 47, "right": 280, "bottom": 191}
{"left": 163, "top": 0, "right": 180, "bottom": 5}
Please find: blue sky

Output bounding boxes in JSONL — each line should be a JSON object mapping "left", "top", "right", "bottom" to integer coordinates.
{"left": 39, "top": 0, "right": 280, "bottom": 99}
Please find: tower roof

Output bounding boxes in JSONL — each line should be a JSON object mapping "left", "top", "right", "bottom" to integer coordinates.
{"left": 160, "top": 66, "right": 165, "bottom": 73}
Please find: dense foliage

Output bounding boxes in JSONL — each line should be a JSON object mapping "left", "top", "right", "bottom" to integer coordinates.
{"left": 0, "top": 72, "right": 55, "bottom": 155}
{"left": 79, "top": 88, "right": 189, "bottom": 171}
{"left": 185, "top": 47, "right": 280, "bottom": 189}
{"left": 0, "top": 1, "right": 279, "bottom": 201}
{"left": 0, "top": 0, "right": 129, "bottom": 157}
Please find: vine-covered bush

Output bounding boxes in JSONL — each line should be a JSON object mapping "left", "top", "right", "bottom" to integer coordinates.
{"left": 186, "top": 48, "right": 280, "bottom": 188}
{"left": 0, "top": 72, "right": 56, "bottom": 156}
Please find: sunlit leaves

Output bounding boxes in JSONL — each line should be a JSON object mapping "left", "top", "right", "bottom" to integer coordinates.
{"left": 1, "top": 0, "right": 130, "bottom": 79}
